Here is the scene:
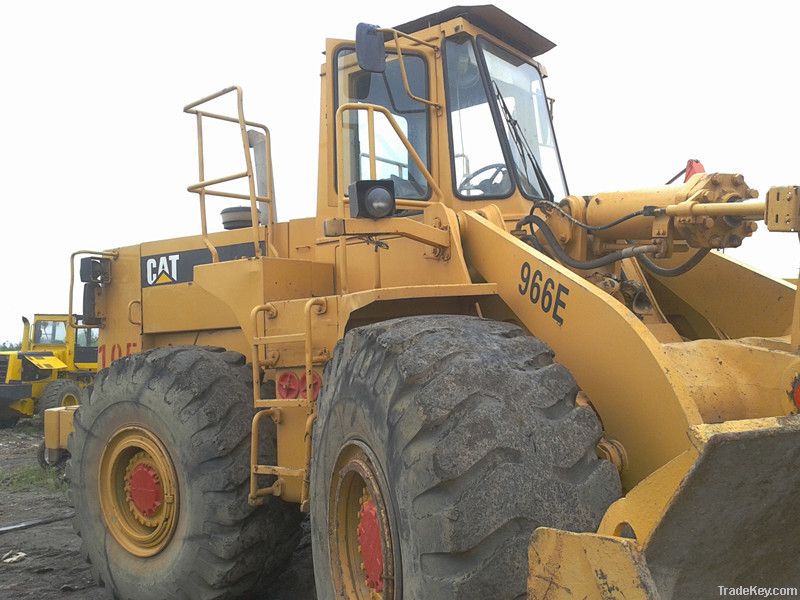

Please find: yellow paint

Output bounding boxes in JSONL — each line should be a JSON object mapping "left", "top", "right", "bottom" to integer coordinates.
{"left": 3, "top": 314, "right": 97, "bottom": 421}
{"left": 529, "top": 529, "right": 658, "bottom": 599}
{"left": 24, "top": 356, "right": 68, "bottom": 370}
{"left": 460, "top": 209, "right": 701, "bottom": 487}
{"left": 43, "top": 406, "right": 76, "bottom": 450}
{"left": 598, "top": 450, "right": 697, "bottom": 543}
{"left": 49, "top": 7, "right": 800, "bottom": 594}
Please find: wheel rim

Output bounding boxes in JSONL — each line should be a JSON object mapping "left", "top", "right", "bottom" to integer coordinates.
{"left": 329, "top": 441, "right": 395, "bottom": 600}
{"left": 98, "top": 426, "right": 179, "bottom": 557}
{"left": 61, "top": 392, "right": 79, "bottom": 407}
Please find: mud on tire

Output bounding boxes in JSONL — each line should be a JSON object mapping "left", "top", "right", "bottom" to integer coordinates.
{"left": 67, "top": 346, "right": 301, "bottom": 600}
{"left": 310, "top": 315, "right": 622, "bottom": 599}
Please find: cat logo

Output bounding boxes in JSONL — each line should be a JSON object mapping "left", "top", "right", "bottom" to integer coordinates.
{"left": 140, "top": 242, "right": 261, "bottom": 288}
{"left": 145, "top": 254, "right": 180, "bottom": 286}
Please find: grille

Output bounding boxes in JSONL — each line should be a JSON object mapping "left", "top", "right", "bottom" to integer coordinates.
{"left": 0, "top": 355, "right": 9, "bottom": 383}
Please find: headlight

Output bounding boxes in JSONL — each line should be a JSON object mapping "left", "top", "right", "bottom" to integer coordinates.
{"left": 348, "top": 180, "right": 396, "bottom": 219}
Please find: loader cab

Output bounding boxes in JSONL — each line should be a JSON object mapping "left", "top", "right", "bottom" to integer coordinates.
{"left": 319, "top": 5, "right": 568, "bottom": 222}
{"left": 29, "top": 314, "right": 99, "bottom": 370}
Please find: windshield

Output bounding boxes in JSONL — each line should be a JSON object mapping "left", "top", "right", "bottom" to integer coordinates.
{"left": 478, "top": 39, "right": 567, "bottom": 201}
{"left": 445, "top": 34, "right": 513, "bottom": 199}
{"left": 33, "top": 320, "right": 67, "bottom": 345}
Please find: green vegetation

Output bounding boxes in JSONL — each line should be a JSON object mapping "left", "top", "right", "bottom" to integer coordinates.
{"left": 0, "top": 341, "right": 22, "bottom": 351}
{"left": 0, "top": 464, "right": 67, "bottom": 494}
{"left": 13, "top": 417, "right": 44, "bottom": 435}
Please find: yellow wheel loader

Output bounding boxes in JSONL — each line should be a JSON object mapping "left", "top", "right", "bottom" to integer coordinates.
{"left": 45, "top": 5, "right": 799, "bottom": 599}
{"left": 0, "top": 313, "right": 97, "bottom": 428}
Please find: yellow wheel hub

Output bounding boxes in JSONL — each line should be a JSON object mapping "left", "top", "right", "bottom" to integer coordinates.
{"left": 98, "top": 426, "right": 179, "bottom": 557}
{"left": 329, "top": 442, "right": 394, "bottom": 600}
{"left": 61, "top": 393, "right": 79, "bottom": 407}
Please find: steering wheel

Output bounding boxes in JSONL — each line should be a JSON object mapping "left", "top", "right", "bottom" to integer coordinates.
{"left": 458, "top": 163, "right": 508, "bottom": 196}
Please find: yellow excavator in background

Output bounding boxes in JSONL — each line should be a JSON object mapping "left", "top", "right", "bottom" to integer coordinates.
{"left": 0, "top": 314, "right": 96, "bottom": 428}
{"left": 43, "top": 5, "right": 798, "bottom": 599}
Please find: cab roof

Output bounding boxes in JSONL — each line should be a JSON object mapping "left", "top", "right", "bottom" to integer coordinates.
{"left": 395, "top": 5, "right": 555, "bottom": 57}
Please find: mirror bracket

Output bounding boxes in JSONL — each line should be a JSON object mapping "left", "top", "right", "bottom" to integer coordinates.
{"left": 355, "top": 24, "right": 441, "bottom": 113}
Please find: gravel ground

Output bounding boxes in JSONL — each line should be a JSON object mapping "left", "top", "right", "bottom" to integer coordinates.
{"left": 0, "top": 419, "right": 316, "bottom": 599}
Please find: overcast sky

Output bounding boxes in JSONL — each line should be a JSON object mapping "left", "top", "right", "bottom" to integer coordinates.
{"left": 0, "top": 1, "right": 797, "bottom": 342}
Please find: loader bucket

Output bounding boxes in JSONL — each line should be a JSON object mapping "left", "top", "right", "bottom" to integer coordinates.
{"left": 529, "top": 414, "right": 800, "bottom": 599}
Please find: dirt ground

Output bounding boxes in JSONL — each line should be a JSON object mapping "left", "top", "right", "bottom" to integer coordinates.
{"left": 0, "top": 419, "right": 316, "bottom": 600}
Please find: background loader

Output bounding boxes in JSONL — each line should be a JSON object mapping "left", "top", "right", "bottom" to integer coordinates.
{"left": 0, "top": 314, "right": 97, "bottom": 428}
{"left": 44, "top": 5, "right": 799, "bottom": 599}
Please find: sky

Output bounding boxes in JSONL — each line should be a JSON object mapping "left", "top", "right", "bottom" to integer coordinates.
{"left": 0, "top": 1, "right": 798, "bottom": 342}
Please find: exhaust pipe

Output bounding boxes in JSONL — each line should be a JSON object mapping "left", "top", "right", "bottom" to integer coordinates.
{"left": 247, "top": 129, "right": 272, "bottom": 225}
{"left": 21, "top": 317, "right": 30, "bottom": 352}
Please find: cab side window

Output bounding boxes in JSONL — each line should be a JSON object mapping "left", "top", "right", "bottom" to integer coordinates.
{"left": 77, "top": 328, "right": 99, "bottom": 348}
{"left": 336, "top": 49, "right": 430, "bottom": 200}
{"left": 75, "top": 327, "right": 99, "bottom": 364}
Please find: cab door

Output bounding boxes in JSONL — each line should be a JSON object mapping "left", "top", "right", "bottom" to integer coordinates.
{"left": 320, "top": 35, "right": 442, "bottom": 214}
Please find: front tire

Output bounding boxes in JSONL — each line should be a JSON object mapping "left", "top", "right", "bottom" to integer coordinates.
{"left": 310, "top": 315, "right": 621, "bottom": 599}
{"left": 68, "top": 346, "right": 301, "bottom": 600}
{"left": 37, "top": 379, "right": 82, "bottom": 414}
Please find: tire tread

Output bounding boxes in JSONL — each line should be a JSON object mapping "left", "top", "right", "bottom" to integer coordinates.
{"left": 68, "top": 346, "right": 300, "bottom": 600}
{"left": 311, "top": 315, "right": 621, "bottom": 599}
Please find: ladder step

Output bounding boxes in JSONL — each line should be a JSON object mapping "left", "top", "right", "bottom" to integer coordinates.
{"left": 254, "top": 465, "right": 305, "bottom": 478}
{"left": 255, "top": 398, "right": 311, "bottom": 409}
{"left": 253, "top": 333, "right": 306, "bottom": 345}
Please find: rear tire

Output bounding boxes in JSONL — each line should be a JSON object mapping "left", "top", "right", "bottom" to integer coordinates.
{"left": 67, "top": 346, "right": 301, "bottom": 600}
{"left": 37, "top": 379, "right": 82, "bottom": 414}
{"left": 310, "top": 315, "right": 622, "bottom": 599}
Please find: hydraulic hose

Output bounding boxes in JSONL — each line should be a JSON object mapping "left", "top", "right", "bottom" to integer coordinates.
{"left": 518, "top": 215, "right": 659, "bottom": 270}
{"left": 585, "top": 209, "right": 646, "bottom": 232}
{"left": 529, "top": 199, "right": 651, "bottom": 233}
{"left": 637, "top": 248, "right": 711, "bottom": 277}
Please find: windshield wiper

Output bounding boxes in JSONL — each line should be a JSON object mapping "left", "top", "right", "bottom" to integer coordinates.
{"left": 492, "top": 80, "right": 554, "bottom": 202}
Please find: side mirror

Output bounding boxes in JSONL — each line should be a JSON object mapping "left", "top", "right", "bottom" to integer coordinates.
{"left": 356, "top": 23, "right": 386, "bottom": 73}
{"left": 82, "top": 283, "right": 101, "bottom": 326}
{"left": 80, "top": 256, "right": 111, "bottom": 284}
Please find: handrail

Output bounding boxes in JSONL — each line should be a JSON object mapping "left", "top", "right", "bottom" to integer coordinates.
{"left": 334, "top": 102, "right": 441, "bottom": 293}
{"left": 187, "top": 170, "right": 249, "bottom": 192}
{"left": 247, "top": 297, "right": 327, "bottom": 507}
{"left": 183, "top": 86, "right": 279, "bottom": 259}
{"left": 378, "top": 28, "right": 439, "bottom": 52}
{"left": 300, "top": 297, "right": 326, "bottom": 510}
{"left": 359, "top": 152, "right": 407, "bottom": 176}
{"left": 335, "top": 103, "right": 442, "bottom": 203}
{"left": 378, "top": 28, "right": 441, "bottom": 112}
